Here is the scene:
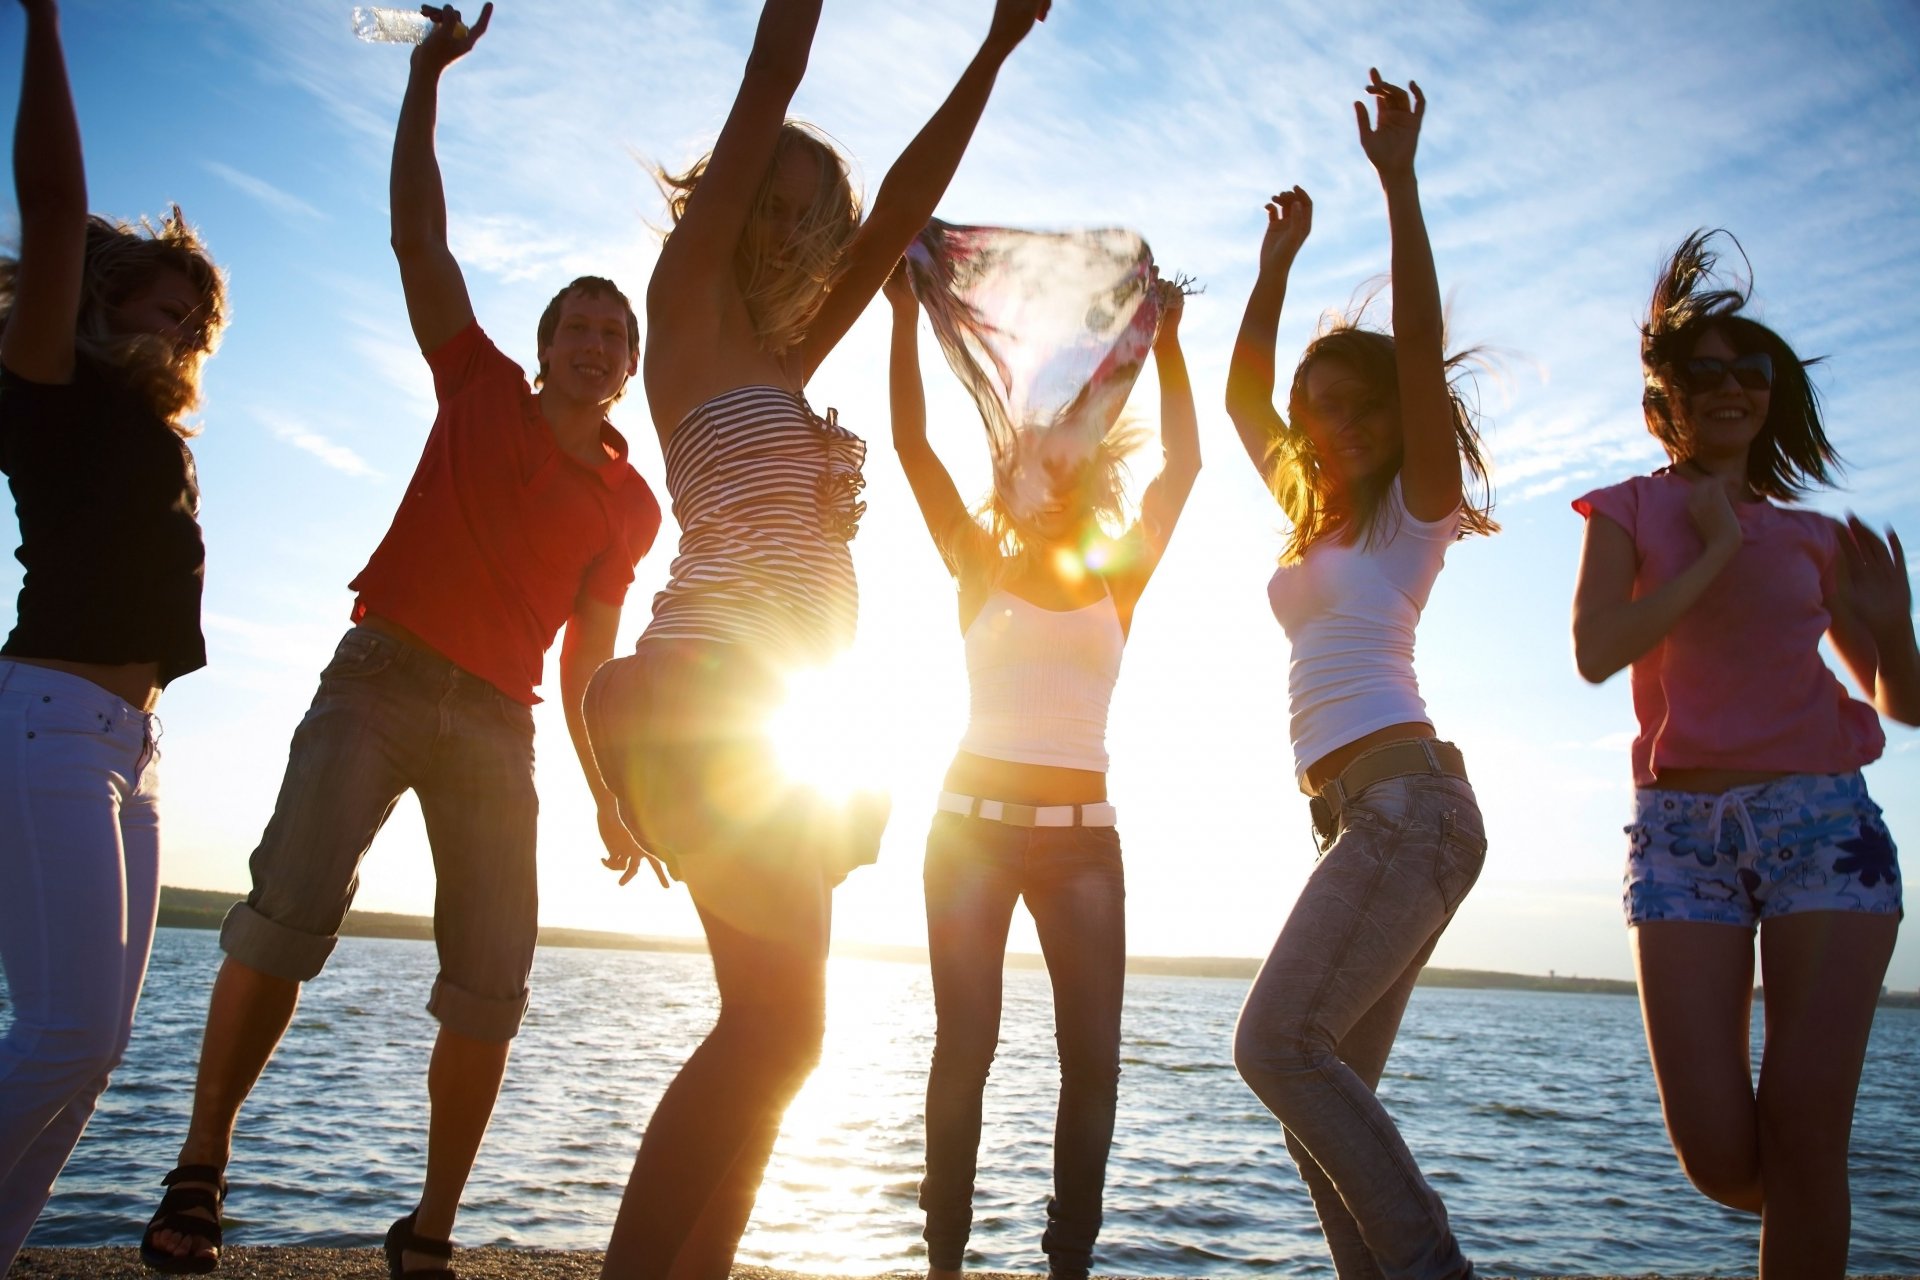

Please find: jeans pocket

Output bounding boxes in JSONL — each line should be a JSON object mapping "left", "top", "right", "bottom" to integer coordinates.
{"left": 1433, "top": 806, "right": 1487, "bottom": 913}
{"left": 321, "top": 630, "right": 397, "bottom": 681}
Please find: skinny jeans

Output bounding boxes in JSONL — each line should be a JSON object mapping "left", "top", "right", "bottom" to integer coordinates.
{"left": 1233, "top": 774, "right": 1485, "bottom": 1280}
{"left": 919, "top": 813, "right": 1126, "bottom": 1280}
{"left": 0, "top": 662, "right": 161, "bottom": 1268}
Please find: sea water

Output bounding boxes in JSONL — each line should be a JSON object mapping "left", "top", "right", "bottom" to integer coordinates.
{"left": 13, "top": 929, "right": 1919, "bottom": 1275}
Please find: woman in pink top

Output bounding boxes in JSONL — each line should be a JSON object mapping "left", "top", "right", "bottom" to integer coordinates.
{"left": 1572, "top": 229, "right": 1915, "bottom": 1278}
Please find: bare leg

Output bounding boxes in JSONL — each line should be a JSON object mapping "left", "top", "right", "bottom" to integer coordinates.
{"left": 1631, "top": 921, "right": 1763, "bottom": 1211}
{"left": 1753, "top": 912, "right": 1897, "bottom": 1279}
{"left": 148, "top": 956, "right": 301, "bottom": 1264}
{"left": 405, "top": 1027, "right": 512, "bottom": 1271}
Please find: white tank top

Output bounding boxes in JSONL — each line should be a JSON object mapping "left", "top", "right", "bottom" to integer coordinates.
{"left": 1267, "top": 479, "right": 1460, "bottom": 785}
{"left": 957, "top": 588, "right": 1125, "bottom": 772}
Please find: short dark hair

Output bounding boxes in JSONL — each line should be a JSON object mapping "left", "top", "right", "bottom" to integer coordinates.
{"left": 534, "top": 276, "right": 638, "bottom": 390}
{"left": 1641, "top": 229, "right": 1838, "bottom": 501}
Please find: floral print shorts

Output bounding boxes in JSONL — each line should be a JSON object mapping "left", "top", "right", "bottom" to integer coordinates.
{"left": 1624, "top": 771, "right": 1901, "bottom": 927}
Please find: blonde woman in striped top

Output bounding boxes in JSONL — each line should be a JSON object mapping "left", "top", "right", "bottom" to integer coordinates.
{"left": 583, "top": 3, "right": 1051, "bottom": 1277}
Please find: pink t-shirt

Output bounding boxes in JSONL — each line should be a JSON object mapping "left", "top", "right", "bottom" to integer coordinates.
{"left": 1574, "top": 471, "right": 1883, "bottom": 787}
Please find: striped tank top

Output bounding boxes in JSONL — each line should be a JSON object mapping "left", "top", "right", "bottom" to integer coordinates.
{"left": 642, "top": 385, "right": 867, "bottom": 663}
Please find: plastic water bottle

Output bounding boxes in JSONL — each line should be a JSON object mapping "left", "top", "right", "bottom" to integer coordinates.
{"left": 352, "top": 6, "right": 465, "bottom": 45}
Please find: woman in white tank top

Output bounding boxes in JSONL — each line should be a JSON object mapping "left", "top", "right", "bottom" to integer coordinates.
{"left": 884, "top": 267, "right": 1198, "bottom": 1280}
{"left": 1222, "top": 72, "right": 1496, "bottom": 1280}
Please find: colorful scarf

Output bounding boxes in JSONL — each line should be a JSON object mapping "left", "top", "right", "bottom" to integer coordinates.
{"left": 904, "top": 219, "right": 1163, "bottom": 524}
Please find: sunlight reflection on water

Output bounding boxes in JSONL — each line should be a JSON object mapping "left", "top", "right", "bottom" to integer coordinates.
{"left": 11, "top": 929, "right": 1920, "bottom": 1276}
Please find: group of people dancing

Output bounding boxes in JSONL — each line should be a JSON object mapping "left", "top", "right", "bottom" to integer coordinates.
{"left": 0, "top": 2, "right": 1909, "bottom": 1280}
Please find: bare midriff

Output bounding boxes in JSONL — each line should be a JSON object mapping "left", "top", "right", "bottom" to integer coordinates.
{"left": 6, "top": 656, "right": 161, "bottom": 711}
{"left": 1302, "top": 720, "right": 1437, "bottom": 796}
{"left": 943, "top": 749, "right": 1107, "bottom": 806}
{"left": 1649, "top": 766, "right": 1792, "bottom": 795}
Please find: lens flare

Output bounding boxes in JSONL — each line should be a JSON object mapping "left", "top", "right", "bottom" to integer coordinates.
{"left": 765, "top": 659, "right": 889, "bottom": 800}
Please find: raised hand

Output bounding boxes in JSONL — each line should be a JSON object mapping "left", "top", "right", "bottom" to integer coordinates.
{"left": 1841, "top": 516, "right": 1913, "bottom": 640}
{"left": 412, "top": 2, "right": 492, "bottom": 73}
{"left": 1151, "top": 270, "right": 1185, "bottom": 346}
{"left": 883, "top": 257, "right": 918, "bottom": 312}
{"left": 985, "top": 0, "right": 1050, "bottom": 55}
{"left": 1355, "top": 68, "right": 1424, "bottom": 180}
{"left": 1259, "top": 185, "right": 1312, "bottom": 277}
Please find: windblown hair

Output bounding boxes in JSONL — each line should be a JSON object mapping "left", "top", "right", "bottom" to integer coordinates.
{"left": 533, "top": 275, "right": 638, "bottom": 400}
{"left": 1640, "top": 229, "right": 1837, "bottom": 501}
{"left": 660, "top": 121, "right": 862, "bottom": 356}
{"left": 1270, "top": 315, "right": 1497, "bottom": 565}
{"left": 0, "top": 206, "right": 226, "bottom": 434}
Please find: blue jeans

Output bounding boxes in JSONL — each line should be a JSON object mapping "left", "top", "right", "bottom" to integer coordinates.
{"left": 219, "top": 627, "right": 539, "bottom": 1041}
{"left": 918, "top": 813, "right": 1126, "bottom": 1279}
{"left": 1233, "top": 774, "right": 1486, "bottom": 1280}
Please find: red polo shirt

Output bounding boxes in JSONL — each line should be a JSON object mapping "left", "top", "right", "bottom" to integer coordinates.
{"left": 348, "top": 322, "right": 660, "bottom": 704}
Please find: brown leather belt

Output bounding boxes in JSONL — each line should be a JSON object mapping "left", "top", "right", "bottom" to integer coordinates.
{"left": 1309, "top": 738, "right": 1469, "bottom": 847}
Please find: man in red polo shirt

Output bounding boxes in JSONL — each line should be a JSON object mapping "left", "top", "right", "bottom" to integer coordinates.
{"left": 139, "top": 8, "right": 660, "bottom": 1274}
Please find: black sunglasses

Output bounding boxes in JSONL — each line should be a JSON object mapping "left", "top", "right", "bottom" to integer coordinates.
{"left": 1681, "top": 352, "right": 1773, "bottom": 395}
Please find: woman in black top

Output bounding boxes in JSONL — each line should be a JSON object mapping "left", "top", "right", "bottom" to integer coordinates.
{"left": 0, "top": 1, "right": 226, "bottom": 1268}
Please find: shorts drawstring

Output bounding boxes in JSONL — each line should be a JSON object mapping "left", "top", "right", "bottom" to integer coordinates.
{"left": 1706, "top": 789, "right": 1762, "bottom": 856}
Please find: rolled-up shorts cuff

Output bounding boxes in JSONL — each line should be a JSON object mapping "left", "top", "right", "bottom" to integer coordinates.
{"left": 219, "top": 900, "right": 338, "bottom": 982}
{"left": 428, "top": 975, "right": 529, "bottom": 1042}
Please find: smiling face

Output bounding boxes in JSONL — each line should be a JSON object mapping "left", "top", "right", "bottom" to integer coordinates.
{"left": 1673, "top": 326, "right": 1771, "bottom": 469}
{"left": 537, "top": 289, "right": 635, "bottom": 407}
{"left": 1295, "top": 356, "right": 1400, "bottom": 494}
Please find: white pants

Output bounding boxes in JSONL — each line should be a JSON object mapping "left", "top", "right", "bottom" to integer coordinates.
{"left": 0, "top": 662, "right": 161, "bottom": 1267}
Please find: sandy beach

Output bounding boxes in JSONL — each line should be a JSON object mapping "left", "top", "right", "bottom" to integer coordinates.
{"left": 7, "top": 1252, "right": 1917, "bottom": 1280}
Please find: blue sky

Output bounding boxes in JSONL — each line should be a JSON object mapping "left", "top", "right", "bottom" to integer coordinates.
{"left": 6, "top": 0, "right": 1920, "bottom": 988}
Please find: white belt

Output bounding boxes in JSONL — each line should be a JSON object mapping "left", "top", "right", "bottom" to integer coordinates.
{"left": 937, "top": 791, "right": 1117, "bottom": 828}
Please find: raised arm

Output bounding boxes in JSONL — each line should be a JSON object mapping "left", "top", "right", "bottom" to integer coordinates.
{"left": 1357, "top": 70, "right": 1458, "bottom": 522}
{"left": 1112, "top": 282, "right": 1199, "bottom": 612}
{"left": 1224, "top": 186, "right": 1311, "bottom": 485}
{"left": 3, "top": 0, "right": 85, "bottom": 383}
{"left": 389, "top": 3, "right": 491, "bottom": 353}
{"left": 1827, "top": 517, "right": 1920, "bottom": 725}
{"left": 799, "top": 0, "right": 1049, "bottom": 374}
{"left": 885, "top": 265, "right": 988, "bottom": 582}
{"left": 649, "top": 0, "right": 822, "bottom": 311}
{"left": 1571, "top": 479, "right": 1740, "bottom": 684}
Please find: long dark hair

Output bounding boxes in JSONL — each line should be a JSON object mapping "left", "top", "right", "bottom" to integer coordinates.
{"left": 1271, "top": 320, "right": 1497, "bottom": 565}
{"left": 1640, "top": 229, "right": 1838, "bottom": 500}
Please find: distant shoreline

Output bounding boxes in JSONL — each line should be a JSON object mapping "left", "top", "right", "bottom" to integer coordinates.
{"left": 154, "top": 888, "right": 1920, "bottom": 1008}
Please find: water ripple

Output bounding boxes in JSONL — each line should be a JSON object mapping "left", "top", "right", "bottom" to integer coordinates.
{"left": 8, "top": 930, "right": 1919, "bottom": 1274}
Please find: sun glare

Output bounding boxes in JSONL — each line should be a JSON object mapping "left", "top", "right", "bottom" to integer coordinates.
{"left": 766, "top": 659, "right": 892, "bottom": 799}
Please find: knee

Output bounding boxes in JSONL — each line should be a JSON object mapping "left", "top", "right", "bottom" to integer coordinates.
{"left": 731, "top": 999, "right": 826, "bottom": 1090}
{"left": 1671, "top": 1139, "right": 1763, "bottom": 1213}
{"left": 930, "top": 1025, "right": 997, "bottom": 1086}
{"left": 1232, "top": 1017, "right": 1325, "bottom": 1095}
{"left": 1056, "top": 1037, "right": 1120, "bottom": 1099}
{"left": 4, "top": 1010, "right": 127, "bottom": 1092}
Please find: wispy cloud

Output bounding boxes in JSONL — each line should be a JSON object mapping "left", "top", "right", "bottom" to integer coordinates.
{"left": 256, "top": 408, "right": 384, "bottom": 481}
{"left": 203, "top": 160, "right": 326, "bottom": 222}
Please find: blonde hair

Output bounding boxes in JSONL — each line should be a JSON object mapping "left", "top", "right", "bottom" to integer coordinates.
{"left": 660, "top": 121, "right": 861, "bottom": 356}
{"left": 952, "top": 419, "right": 1148, "bottom": 580}
{"left": 0, "top": 206, "right": 227, "bottom": 435}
